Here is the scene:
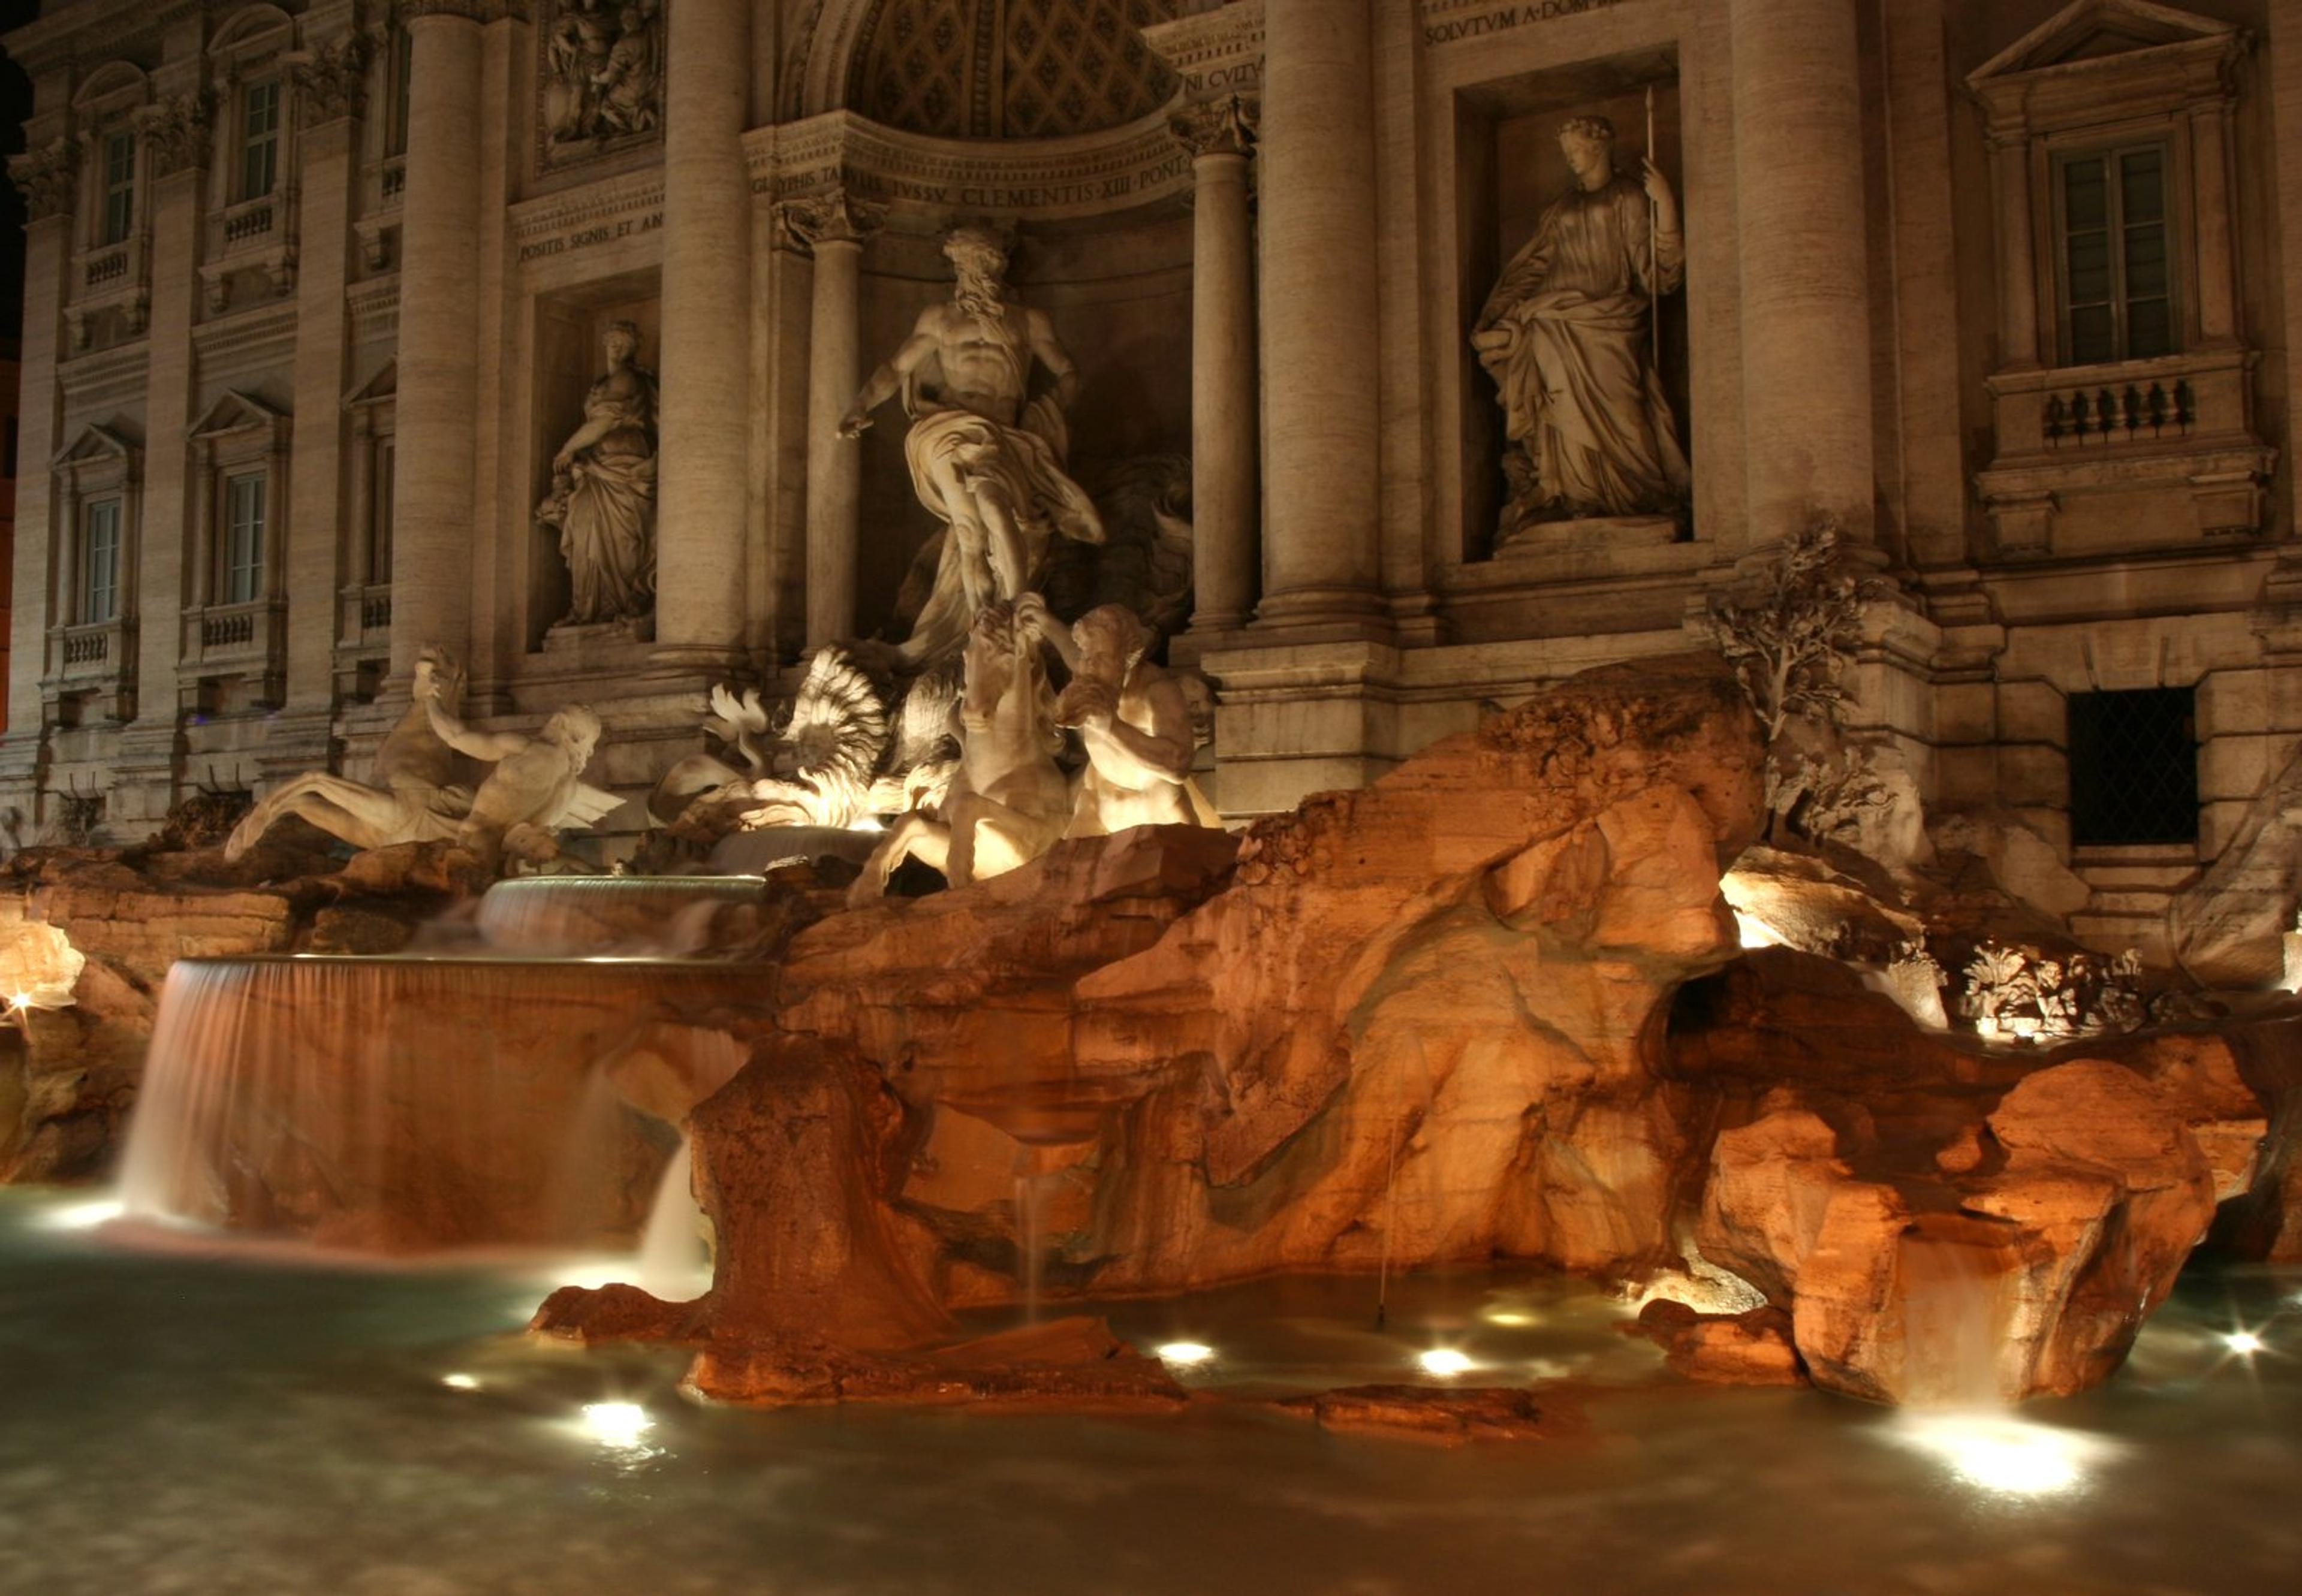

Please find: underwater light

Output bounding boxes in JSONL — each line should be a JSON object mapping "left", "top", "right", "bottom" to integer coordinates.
{"left": 441, "top": 1373, "right": 481, "bottom": 1392}
{"left": 1154, "top": 1341, "right": 1215, "bottom": 1366}
{"left": 1891, "top": 1414, "right": 2109, "bottom": 1499}
{"left": 1417, "top": 1348, "right": 1475, "bottom": 1378}
{"left": 580, "top": 1401, "right": 653, "bottom": 1449}
{"left": 40, "top": 1199, "right": 122, "bottom": 1230}
{"left": 1481, "top": 1308, "right": 1538, "bottom": 1327}
{"left": 2224, "top": 1330, "right": 2265, "bottom": 1356}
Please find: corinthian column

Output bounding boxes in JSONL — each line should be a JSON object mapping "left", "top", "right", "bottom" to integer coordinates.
{"left": 1731, "top": 0, "right": 1876, "bottom": 548}
{"left": 653, "top": 0, "right": 753, "bottom": 665}
{"left": 1174, "top": 96, "right": 1260, "bottom": 636}
{"left": 390, "top": 2, "right": 484, "bottom": 676}
{"left": 792, "top": 192, "right": 884, "bottom": 651}
{"left": 1254, "top": 0, "right": 1384, "bottom": 633}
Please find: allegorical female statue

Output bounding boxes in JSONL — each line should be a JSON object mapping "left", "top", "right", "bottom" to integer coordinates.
{"left": 1472, "top": 114, "right": 1689, "bottom": 542}
{"left": 538, "top": 319, "right": 657, "bottom": 626}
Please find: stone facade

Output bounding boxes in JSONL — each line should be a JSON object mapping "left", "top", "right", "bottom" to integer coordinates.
{"left": 2, "top": 0, "right": 2298, "bottom": 960}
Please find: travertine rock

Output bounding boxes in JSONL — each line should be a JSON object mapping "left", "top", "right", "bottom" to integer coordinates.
{"left": 1635, "top": 1299, "right": 1804, "bottom": 1386}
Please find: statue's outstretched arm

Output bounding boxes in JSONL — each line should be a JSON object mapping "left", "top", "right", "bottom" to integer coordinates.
{"left": 424, "top": 698, "right": 528, "bottom": 763}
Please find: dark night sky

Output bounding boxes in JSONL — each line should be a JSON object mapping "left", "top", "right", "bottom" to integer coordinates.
{"left": 0, "top": 0, "right": 37, "bottom": 348}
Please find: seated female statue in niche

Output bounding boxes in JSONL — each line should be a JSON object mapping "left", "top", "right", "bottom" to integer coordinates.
{"left": 537, "top": 319, "right": 658, "bottom": 627}
{"left": 1472, "top": 114, "right": 1689, "bottom": 544}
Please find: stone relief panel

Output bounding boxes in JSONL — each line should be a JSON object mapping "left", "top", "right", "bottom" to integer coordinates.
{"left": 538, "top": 0, "right": 665, "bottom": 170}
{"left": 1466, "top": 78, "right": 1691, "bottom": 557}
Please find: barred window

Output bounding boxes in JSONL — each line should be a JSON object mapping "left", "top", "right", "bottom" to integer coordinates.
{"left": 2068, "top": 688, "right": 2198, "bottom": 847}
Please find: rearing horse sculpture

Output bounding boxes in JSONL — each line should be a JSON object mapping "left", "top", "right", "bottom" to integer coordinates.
{"left": 222, "top": 650, "right": 474, "bottom": 861}
{"left": 849, "top": 599, "right": 1068, "bottom": 901}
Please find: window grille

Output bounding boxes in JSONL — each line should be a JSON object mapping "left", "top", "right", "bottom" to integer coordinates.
{"left": 2068, "top": 688, "right": 2198, "bottom": 847}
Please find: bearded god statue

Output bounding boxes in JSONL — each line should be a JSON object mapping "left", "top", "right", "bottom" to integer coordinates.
{"left": 1473, "top": 114, "right": 1689, "bottom": 543}
{"left": 838, "top": 225, "right": 1105, "bottom": 665}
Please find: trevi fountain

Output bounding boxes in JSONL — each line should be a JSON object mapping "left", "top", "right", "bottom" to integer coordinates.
{"left": 4, "top": 1, "right": 2301, "bottom": 1592}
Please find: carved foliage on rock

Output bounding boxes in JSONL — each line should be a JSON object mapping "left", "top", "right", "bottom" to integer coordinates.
{"left": 290, "top": 35, "right": 372, "bottom": 123}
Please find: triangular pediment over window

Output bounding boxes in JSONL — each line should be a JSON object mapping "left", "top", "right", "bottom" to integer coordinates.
{"left": 52, "top": 422, "right": 138, "bottom": 471}
{"left": 1969, "top": 0, "right": 2238, "bottom": 86}
{"left": 188, "top": 390, "right": 290, "bottom": 442}
{"left": 344, "top": 360, "right": 396, "bottom": 411}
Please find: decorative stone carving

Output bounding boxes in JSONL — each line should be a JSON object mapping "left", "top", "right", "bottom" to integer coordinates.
{"left": 1959, "top": 941, "right": 2147, "bottom": 1042}
{"left": 5, "top": 139, "right": 78, "bottom": 222}
{"left": 138, "top": 91, "right": 213, "bottom": 178}
{"left": 852, "top": 0, "right": 1180, "bottom": 142}
{"left": 224, "top": 650, "right": 475, "bottom": 861}
{"left": 1472, "top": 113, "right": 1686, "bottom": 541}
{"left": 839, "top": 225, "right": 1105, "bottom": 665}
{"left": 651, "top": 651, "right": 891, "bottom": 836}
{"left": 538, "top": 321, "right": 658, "bottom": 628}
{"left": 423, "top": 694, "right": 620, "bottom": 872}
{"left": 542, "top": 0, "right": 664, "bottom": 152}
{"left": 1170, "top": 93, "right": 1257, "bottom": 159}
{"left": 289, "top": 35, "right": 372, "bottom": 122}
{"left": 1018, "top": 593, "right": 1215, "bottom": 835}
{"left": 849, "top": 600, "right": 1069, "bottom": 900}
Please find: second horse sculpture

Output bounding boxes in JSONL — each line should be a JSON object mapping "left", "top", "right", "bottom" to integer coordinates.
{"left": 849, "top": 601, "right": 1068, "bottom": 902}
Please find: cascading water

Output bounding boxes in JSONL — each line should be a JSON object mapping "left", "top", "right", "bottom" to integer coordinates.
{"left": 1896, "top": 1223, "right": 2011, "bottom": 1407}
{"left": 116, "top": 954, "right": 755, "bottom": 1251}
{"left": 637, "top": 1139, "right": 713, "bottom": 1299}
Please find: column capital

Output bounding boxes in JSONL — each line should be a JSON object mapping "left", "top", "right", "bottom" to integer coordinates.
{"left": 288, "top": 35, "right": 373, "bottom": 125}
{"left": 5, "top": 138, "right": 77, "bottom": 222}
{"left": 138, "top": 90, "right": 214, "bottom": 179}
{"left": 1171, "top": 93, "right": 1259, "bottom": 161}
{"left": 776, "top": 187, "right": 888, "bottom": 255}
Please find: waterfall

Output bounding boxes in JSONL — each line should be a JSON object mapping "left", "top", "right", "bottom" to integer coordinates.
{"left": 1897, "top": 1225, "right": 2010, "bottom": 1407}
{"left": 636, "top": 1139, "right": 713, "bottom": 1300}
{"left": 116, "top": 956, "right": 749, "bottom": 1252}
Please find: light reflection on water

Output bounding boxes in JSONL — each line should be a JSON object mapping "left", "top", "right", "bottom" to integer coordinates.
{"left": 2, "top": 1186, "right": 2298, "bottom": 1595}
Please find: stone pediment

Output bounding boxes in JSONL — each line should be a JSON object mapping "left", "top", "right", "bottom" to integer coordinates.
{"left": 1969, "top": 0, "right": 2238, "bottom": 87}
{"left": 345, "top": 360, "right": 397, "bottom": 411}
{"left": 53, "top": 422, "right": 139, "bottom": 471}
{"left": 189, "top": 389, "right": 289, "bottom": 442}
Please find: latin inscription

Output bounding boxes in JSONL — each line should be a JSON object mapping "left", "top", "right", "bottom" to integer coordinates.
{"left": 517, "top": 209, "right": 662, "bottom": 264}
{"left": 1423, "top": 0, "right": 1624, "bottom": 47}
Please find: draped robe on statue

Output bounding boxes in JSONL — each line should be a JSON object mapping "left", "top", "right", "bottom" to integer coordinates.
{"left": 1475, "top": 173, "right": 1689, "bottom": 523}
{"left": 543, "top": 370, "right": 658, "bottom": 624}
{"left": 899, "top": 316, "right": 1104, "bottom": 662}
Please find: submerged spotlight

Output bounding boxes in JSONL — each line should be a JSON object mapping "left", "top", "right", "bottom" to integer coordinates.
{"left": 2224, "top": 1330, "right": 2265, "bottom": 1356}
{"left": 1891, "top": 1414, "right": 2109, "bottom": 1499}
{"left": 441, "top": 1372, "right": 481, "bottom": 1392}
{"left": 1154, "top": 1341, "right": 1215, "bottom": 1367}
{"left": 580, "top": 1401, "right": 653, "bottom": 1449}
{"left": 40, "top": 1199, "right": 122, "bottom": 1230}
{"left": 1417, "top": 1348, "right": 1475, "bottom": 1378}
